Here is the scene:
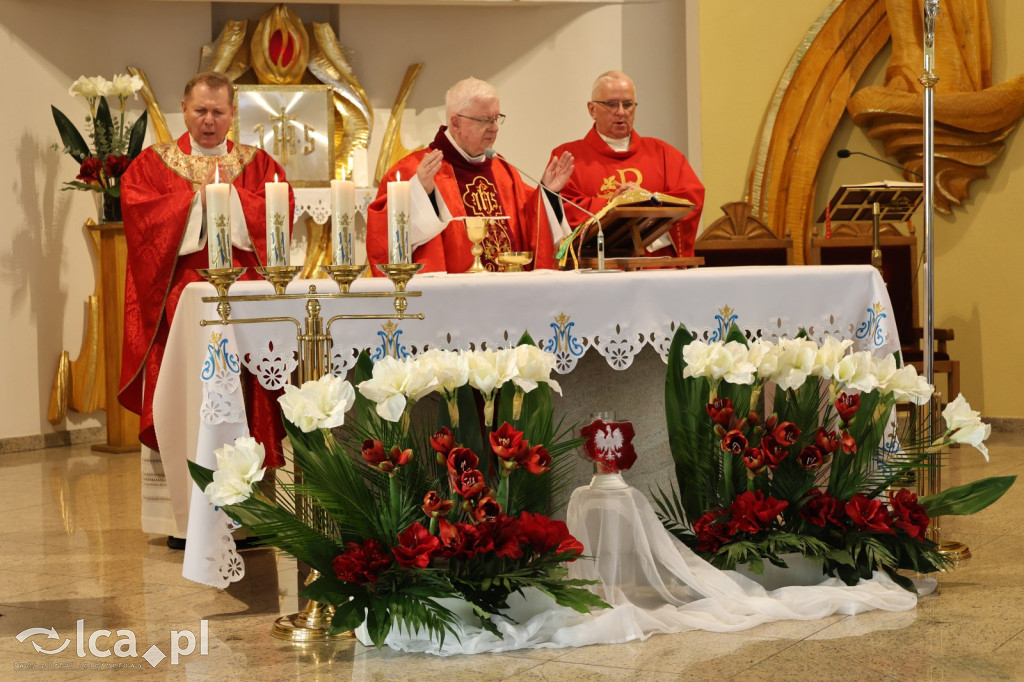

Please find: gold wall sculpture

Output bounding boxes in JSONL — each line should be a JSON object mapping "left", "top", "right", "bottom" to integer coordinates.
{"left": 745, "top": 0, "right": 890, "bottom": 263}
{"left": 375, "top": 63, "right": 425, "bottom": 185}
{"left": 847, "top": 0, "right": 1024, "bottom": 213}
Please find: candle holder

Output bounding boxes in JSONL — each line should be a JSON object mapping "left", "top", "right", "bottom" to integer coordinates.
{"left": 197, "top": 267, "right": 247, "bottom": 297}
{"left": 463, "top": 217, "right": 489, "bottom": 273}
{"left": 378, "top": 262, "right": 424, "bottom": 318}
{"left": 320, "top": 263, "right": 367, "bottom": 293}
{"left": 497, "top": 251, "right": 533, "bottom": 273}
{"left": 255, "top": 265, "right": 303, "bottom": 295}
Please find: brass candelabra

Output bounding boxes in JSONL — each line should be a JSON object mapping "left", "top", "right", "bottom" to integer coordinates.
{"left": 197, "top": 261, "right": 425, "bottom": 641}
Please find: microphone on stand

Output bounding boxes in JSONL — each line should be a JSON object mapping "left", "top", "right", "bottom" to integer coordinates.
{"left": 484, "top": 148, "right": 610, "bottom": 272}
{"left": 836, "top": 149, "right": 923, "bottom": 179}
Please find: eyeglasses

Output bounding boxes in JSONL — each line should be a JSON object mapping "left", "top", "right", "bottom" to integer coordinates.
{"left": 456, "top": 113, "right": 506, "bottom": 127}
{"left": 591, "top": 100, "right": 638, "bottom": 112}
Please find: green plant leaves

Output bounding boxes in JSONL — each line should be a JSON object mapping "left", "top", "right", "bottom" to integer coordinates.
{"left": 920, "top": 475, "right": 1016, "bottom": 517}
{"left": 51, "top": 106, "right": 90, "bottom": 163}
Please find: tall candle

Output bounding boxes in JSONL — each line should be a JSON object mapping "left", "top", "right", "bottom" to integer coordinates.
{"left": 352, "top": 148, "right": 370, "bottom": 187}
{"left": 387, "top": 173, "right": 411, "bottom": 264}
{"left": 265, "top": 175, "right": 289, "bottom": 267}
{"left": 206, "top": 166, "right": 232, "bottom": 269}
{"left": 330, "top": 176, "right": 356, "bottom": 265}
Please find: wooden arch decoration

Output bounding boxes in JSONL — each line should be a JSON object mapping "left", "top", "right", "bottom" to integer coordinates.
{"left": 745, "top": 0, "right": 890, "bottom": 263}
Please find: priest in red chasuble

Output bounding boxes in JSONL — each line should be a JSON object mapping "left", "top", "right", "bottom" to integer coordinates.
{"left": 367, "top": 77, "right": 575, "bottom": 274}
{"left": 118, "top": 72, "right": 292, "bottom": 535}
{"left": 551, "top": 71, "right": 705, "bottom": 257}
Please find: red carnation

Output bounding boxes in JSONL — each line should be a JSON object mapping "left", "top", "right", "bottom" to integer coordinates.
{"left": 76, "top": 156, "right": 103, "bottom": 183}
{"left": 332, "top": 538, "right": 393, "bottom": 584}
{"left": 103, "top": 154, "right": 130, "bottom": 178}
{"left": 889, "top": 488, "right": 931, "bottom": 540}
{"left": 799, "top": 489, "right": 843, "bottom": 528}
{"left": 477, "top": 515, "right": 522, "bottom": 559}
{"left": 693, "top": 509, "right": 733, "bottom": 552}
{"left": 517, "top": 511, "right": 571, "bottom": 554}
{"left": 845, "top": 493, "right": 895, "bottom": 534}
{"left": 392, "top": 522, "right": 441, "bottom": 569}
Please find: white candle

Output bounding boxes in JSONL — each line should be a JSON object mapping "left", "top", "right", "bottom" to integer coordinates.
{"left": 331, "top": 176, "right": 356, "bottom": 265}
{"left": 387, "top": 174, "right": 411, "bottom": 264}
{"left": 265, "top": 175, "right": 289, "bottom": 267}
{"left": 352, "top": 148, "right": 369, "bottom": 187}
{"left": 206, "top": 166, "right": 232, "bottom": 269}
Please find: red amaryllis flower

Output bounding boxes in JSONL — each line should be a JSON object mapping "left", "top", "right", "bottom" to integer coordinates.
{"left": 517, "top": 511, "right": 570, "bottom": 554}
{"left": 845, "top": 493, "right": 894, "bottom": 534}
{"left": 521, "top": 444, "right": 552, "bottom": 475}
{"left": 770, "top": 421, "right": 800, "bottom": 446}
{"left": 454, "top": 469, "right": 488, "bottom": 500}
{"left": 799, "top": 490, "right": 843, "bottom": 528}
{"left": 436, "top": 518, "right": 464, "bottom": 558}
{"left": 835, "top": 392, "right": 860, "bottom": 422}
{"left": 840, "top": 429, "right": 857, "bottom": 455}
{"left": 477, "top": 515, "right": 522, "bottom": 558}
{"left": 77, "top": 156, "right": 103, "bottom": 183}
{"left": 721, "top": 429, "right": 748, "bottom": 455}
{"left": 729, "top": 490, "right": 788, "bottom": 533}
{"left": 446, "top": 447, "right": 479, "bottom": 477}
{"left": 760, "top": 436, "right": 789, "bottom": 468}
{"left": 889, "top": 488, "right": 931, "bottom": 540}
{"left": 490, "top": 423, "right": 528, "bottom": 463}
{"left": 361, "top": 439, "right": 386, "bottom": 467}
{"left": 392, "top": 522, "right": 441, "bottom": 568}
{"left": 580, "top": 419, "right": 637, "bottom": 472}
{"left": 430, "top": 427, "right": 455, "bottom": 456}
{"left": 815, "top": 427, "right": 840, "bottom": 454}
{"left": 556, "top": 536, "right": 585, "bottom": 560}
{"left": 471, "top": 496, "right": 502, "bottom": 523}
{"left": 332, "top": 538, "right": 393, "bottom": 584}
{"left": 422, "top": 491, "right": 454, "bottom": 518}
{"left": 705, "top": 397, "right": 734, "bottom": 428}
{"left": 742, "top": 447, "right": 767, "bottom": 475}
{"left": 693, "top": 509, "right": 733, "bottom": 552}
{"left": 797, "top": 445, "right": 825, "bottom": 470}
{"left": 457, "top": 521, "right": 494, "bottom": 558}
{"left": 103, "top": 154, "right": 130, "bottom": 178}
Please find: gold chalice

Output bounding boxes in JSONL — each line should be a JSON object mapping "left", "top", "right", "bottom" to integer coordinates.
{"left": 496, "top": 251, "right": 533, "bottom": 272}
{"left": 463, "top": 217, "right": 488, "bottom": 273}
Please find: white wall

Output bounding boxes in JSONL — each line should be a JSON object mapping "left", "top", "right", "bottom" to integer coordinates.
{"left": 0, "top": 0, "right": 690, "bottom": 441}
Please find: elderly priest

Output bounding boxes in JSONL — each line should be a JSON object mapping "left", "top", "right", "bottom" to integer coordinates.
{"left": 367, "top": 77, "right": 574, "bottom": 274}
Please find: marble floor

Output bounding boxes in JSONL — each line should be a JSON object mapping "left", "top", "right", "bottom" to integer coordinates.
{"left": 0, "top": 432, "right": 1021, "bottom": 681}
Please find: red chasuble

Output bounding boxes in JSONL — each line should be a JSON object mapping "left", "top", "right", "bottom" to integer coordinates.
{"left": 366, "top": 126, "right": 557, "bottom": 275}
{"left": 118, "top": 133, "right": 293, "bottom": 467}
{"left": 551, "top": 127, "right": 705, "bottom": 256}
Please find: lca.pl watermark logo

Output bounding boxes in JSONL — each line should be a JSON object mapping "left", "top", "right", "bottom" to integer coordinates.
{"left": 13, "top": 619, "right": 209, "bottom": 670}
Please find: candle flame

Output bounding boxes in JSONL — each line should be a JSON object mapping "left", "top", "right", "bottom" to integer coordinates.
{"left": 340, "top": 167, "right": 346, "bottom": 182}
{"left": 274, "top": 172, "right": 279, "bottom": 183}
{"left": 215, "top": 165, "right": 220, "bottom": 184}
{"left": 396, "top": 171, "right": 402, "bottom": 182}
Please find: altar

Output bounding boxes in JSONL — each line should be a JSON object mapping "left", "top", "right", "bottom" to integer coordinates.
{"left": 157, "top": 264, "right": 900, "bottom": 556}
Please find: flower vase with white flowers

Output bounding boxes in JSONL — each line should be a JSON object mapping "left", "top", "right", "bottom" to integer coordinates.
{"left": 655, "top": 325, "right": 1014, "bottom": 590}
{"left": 189, "top": 340, "right": 606, "bottom": 648}
{"left": 52, "top": 74, "right": 149, "bottom": 222}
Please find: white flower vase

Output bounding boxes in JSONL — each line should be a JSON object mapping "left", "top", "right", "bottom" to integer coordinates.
{"left": 735, "top": 552, "right": 824, "bottom": 590}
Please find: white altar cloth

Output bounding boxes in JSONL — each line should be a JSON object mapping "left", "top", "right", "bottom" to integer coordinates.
{"left": 157, "top": 265, "right": 900, "bottom": 585}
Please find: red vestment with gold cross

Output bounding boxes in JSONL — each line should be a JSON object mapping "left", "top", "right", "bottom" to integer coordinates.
{"left": 118, "top": 133, "right": 292, "bottom": 467}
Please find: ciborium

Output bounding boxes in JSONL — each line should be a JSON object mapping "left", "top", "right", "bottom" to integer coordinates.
{"left": 497, "top": 251, "right": 533, "bottom": 272}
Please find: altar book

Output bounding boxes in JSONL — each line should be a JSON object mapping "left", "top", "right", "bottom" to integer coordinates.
{"left": 566, "top": 188, "right": 695, "bottom": 261}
